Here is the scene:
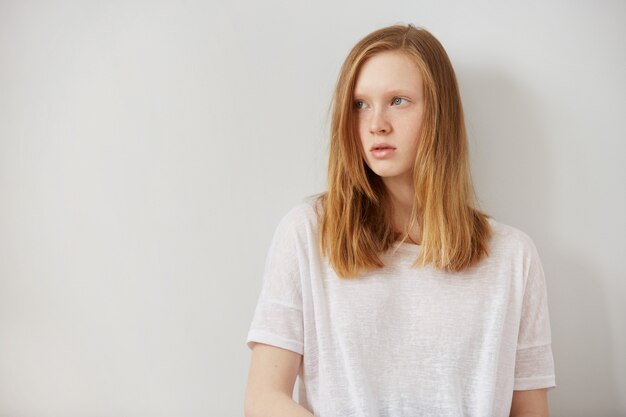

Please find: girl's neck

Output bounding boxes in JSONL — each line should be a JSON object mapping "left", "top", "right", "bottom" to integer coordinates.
{"left": 383, "top": 176, "right": 422, "bottom": 244}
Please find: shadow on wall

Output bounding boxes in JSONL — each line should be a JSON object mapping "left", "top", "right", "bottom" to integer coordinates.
{"left": 457, "top": 65, "right": 622, "bottom": 417}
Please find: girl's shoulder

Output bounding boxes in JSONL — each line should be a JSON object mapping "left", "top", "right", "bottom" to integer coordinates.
{"left": 485, "top": 216, "right": 541, "bottom": 259}
{"left": 270, "top": 196, "right": 323, "bottom": 248}
{"left": 278, "top": 195, "right": 323, "bottom": 230}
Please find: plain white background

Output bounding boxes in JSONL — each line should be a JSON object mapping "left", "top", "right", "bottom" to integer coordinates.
{"left": 1, "top": 1, "right": 624, "bottom": 416}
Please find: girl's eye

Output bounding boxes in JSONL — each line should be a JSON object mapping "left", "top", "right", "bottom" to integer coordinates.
{"left": 392, "top": 97, "right": 407, "bottom": 105}
{"left": 354, "top": 100, "right": 368, "bottom": 110}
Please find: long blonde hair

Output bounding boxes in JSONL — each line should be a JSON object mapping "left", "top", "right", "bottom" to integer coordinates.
{"left": 314, "top": 23, "right": 492, "bottom": 278}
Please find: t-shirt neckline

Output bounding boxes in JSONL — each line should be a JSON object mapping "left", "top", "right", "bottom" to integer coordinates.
{"left": 390, "top": 240, "right": 422, "bottom": 254}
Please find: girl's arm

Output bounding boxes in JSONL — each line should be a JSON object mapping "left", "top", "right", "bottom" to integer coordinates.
{"left": 244, "top": 343, "right": 315, "bottom": 417}
{"left": 509, "top": 388, "right": 550, "bottom": 417}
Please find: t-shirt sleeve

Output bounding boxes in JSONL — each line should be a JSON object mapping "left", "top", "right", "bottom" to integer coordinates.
{"left": 513, "top": 235, "right": 556, "bottom": 390}
{"left": 245, "top": 209, "right": 305, "bottom": 355}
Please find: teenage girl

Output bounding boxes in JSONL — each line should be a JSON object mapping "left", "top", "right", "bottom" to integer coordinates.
{"left": 244, "top": 23, "right": 556, "bottom": 417}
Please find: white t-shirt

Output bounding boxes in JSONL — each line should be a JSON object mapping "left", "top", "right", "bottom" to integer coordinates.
{"left": 246, "top": 198, "right": 556, "bottom": 417}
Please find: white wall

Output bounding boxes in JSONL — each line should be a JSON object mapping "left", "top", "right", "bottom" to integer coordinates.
{"left": 0, "top": 1, "right": 624, "bottom": 416}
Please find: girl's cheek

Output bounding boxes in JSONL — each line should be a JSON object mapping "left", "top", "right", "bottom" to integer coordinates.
{"left": 358, "top": 119, "right": 369, "bottom": 135}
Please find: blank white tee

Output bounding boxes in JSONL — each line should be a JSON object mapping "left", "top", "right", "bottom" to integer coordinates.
{"left": 246, "top": 198, "right": 556, "bottom": 417}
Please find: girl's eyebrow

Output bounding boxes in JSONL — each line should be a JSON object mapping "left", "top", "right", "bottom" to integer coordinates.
{"left": 353, "top": 89, "right": 417, "bottom": 98}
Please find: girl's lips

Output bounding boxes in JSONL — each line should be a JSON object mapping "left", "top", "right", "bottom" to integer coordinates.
{"left": 370, "top": 143, "right": 395, "bottom": 151}
{"left": 371, "top": 148, "right": 396, "bottom": 159}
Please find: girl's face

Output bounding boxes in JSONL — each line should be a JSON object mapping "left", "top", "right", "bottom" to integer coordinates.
{"left": 353, "top": 50, "right": 425, "bottom": 185}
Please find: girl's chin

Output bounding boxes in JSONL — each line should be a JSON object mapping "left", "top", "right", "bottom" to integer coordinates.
{"left": 364, "top": 161, "right": 412, "bottom": 180}
{"left": 374, "top": 170, "right": 414, "bottom": 183}
{"left": 369, "top": 167, "right": 409, "bottom": 178}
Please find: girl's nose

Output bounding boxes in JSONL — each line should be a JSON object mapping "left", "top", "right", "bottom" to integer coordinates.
{"left": 369, "top": 108, "right": 391, "bottom": 134}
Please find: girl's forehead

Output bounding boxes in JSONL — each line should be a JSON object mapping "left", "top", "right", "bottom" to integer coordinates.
{"left": 354, "top": 52, "right": 423, "bottom": 95}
